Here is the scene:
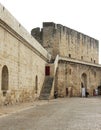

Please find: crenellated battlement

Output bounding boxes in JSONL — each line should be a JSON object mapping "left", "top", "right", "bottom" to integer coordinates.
{"left": 43, "top": 22, "right": 56, "bottom": 27}
{"left": 0, "top": 3, "right": 101, "bottom": 105}
{"left": 31, "top": 22, "right": 99, "bottom": 63}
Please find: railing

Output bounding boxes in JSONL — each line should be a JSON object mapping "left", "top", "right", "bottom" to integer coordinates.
{"left": 53, "top": 55, "right": 59, "bottom": 76}
{"left": 49, "top": 55, "right": 59, "bottom": 99}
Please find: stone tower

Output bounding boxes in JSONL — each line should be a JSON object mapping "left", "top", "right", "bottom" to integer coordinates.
{"left": 31, "top": 22, "right": 99, "bottom": 64}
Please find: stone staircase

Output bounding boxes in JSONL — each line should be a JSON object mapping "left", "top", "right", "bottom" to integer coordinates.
{"left": 39, "top": 76, "right": 53, "bottom": 100}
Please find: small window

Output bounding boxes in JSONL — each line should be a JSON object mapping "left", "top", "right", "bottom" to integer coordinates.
{"left": 91, "top": 58, "right": 92, "bottom": 61}
{"left": 69, "top": 69, "right": 71, "bottom": 75}
{"left": 81, "top": 56, "right": 83, "bottom": 60}
{"left": 94, "top": 60, "right": 96, "bottom": 63}
{"left": 69, "top": 54, "right": 71, "bottom": 58}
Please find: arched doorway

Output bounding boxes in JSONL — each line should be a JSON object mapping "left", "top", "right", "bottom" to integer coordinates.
{"left": 81, "top": 73, "right": 87, "bottom": 97}
{"left": 81, "top": 73, "right": 87, "bottom": 89}
{"left": 1, "top": 65, "right": 9, "bottom": 96}
{"left": 97, "top": 85, "right": 101, "bottom": 95}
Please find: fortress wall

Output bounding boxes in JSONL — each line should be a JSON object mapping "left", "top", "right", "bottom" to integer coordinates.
{"left": 33, "top": 22, "right": 99, "bottom": 63}
{"left": 57, "top": 61, "right": 101, "bottom": 97}
{"left": 0, "top": 21, "right": 46, "bottom": 103}
{"left": 0, "top": 4, "right": 49, "bottom": 105}
{"left": 56, "top": 24, "right": 99, "bottom": 63}
{"left": 31, "top": 22, "right": 60, "bottom": 59}
{"left": 0, "top": 2, "right": 100, "bottom": 104}
{"left": 0, "top": 22, "right": 46, "bottom": 105}
{"left": 0, "top": 4, "right": 50, "bottom": 61}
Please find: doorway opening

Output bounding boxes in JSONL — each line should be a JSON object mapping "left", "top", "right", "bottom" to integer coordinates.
{"left": 66, "top": 88, "right": 68, "bottom": 96}
{"left": 81, "top": 73, "right": 87, "bottom": 89}
{"left": 81, "top": 73, "right": 87, "bottom": 97}
{"left": 97, "top": 85, "right": 101, "bottom": 95}
{"left": 45, "top": 66, "right": 50, "bottom": 76}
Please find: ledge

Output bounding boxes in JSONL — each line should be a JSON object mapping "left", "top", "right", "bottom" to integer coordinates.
{"left": 0, "top": 3, "right": 51, "bottom": 61}
{"left": 59, "top": 57, "right": 101, "bottom": 68}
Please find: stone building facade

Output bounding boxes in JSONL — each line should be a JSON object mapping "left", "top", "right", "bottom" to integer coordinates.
{"left": 31, "top": 22, "right": 99, "bottom": 64}
{"left": 0, "top": 4, "right": 51, "bottom": 105}
{"left": 31, "top": 22, "right": 101, "bottom": 98}
{"left": 0, "top": 3, "right": 101, "bottom": 105}
{"left": 57, "top": 58, "right": 101, "bottom": 97}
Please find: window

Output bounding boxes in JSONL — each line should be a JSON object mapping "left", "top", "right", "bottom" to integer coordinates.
{"left": 91, "top": 58, "right": 92, "bottom": 61}
{"left": 81, "top": 56, "right": 83, "bottom": 60}
{"left": 1, "top": 65, "right": 9, "bottom": 96}
{"left": 69, "top": 54, "right": 71, "bottom": 58}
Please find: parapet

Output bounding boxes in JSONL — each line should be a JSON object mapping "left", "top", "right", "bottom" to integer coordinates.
{"left": 0, "top": 3, "right": 51, "bottom": 61}
{"left": 31, "top": 27, "right": 42, "bottom": 44}
{"left": 43, "top": 22, "right": 56, "bottom": 28}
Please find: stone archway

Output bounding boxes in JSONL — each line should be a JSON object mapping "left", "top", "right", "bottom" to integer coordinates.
{"left": 81, "top": 73, "right": 87, "bottom": 89}
{"left": 81, "top": 73, "right": 87, "bottom": 97}
{"left": 1, "top": 65, "right": 9, "bottom": 96}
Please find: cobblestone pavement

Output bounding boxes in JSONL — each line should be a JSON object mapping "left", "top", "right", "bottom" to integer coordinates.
{"left": 0, "top": 97, "right": 101, "bottom": 130}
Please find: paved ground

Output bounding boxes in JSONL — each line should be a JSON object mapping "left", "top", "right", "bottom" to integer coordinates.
{"left": 0, "top": 100, "right": 48, "bottom": 117}
{"left": 0, "top": 97, "right": 101, "bottom": 130}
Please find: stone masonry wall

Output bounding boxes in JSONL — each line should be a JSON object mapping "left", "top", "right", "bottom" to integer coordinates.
{"left": 0, "top": 24, "right": 47, "bottom": 105}
{"left": 0, "top": 3, "right": 100, "bottom": 105}
{"left": 57, "top": 60, "right": 101, "bottom": 97}
{"left": 0, "top": 4, "right": 50, "bottom": 105}
{"left": 32, "top": 22, "right": 99, "bottom": 64}
{"left": 0, "top": 4, "right": 50, "bottom": 60}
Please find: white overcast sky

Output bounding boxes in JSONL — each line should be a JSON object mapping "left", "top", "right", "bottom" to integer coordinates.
{"left": 0, "top": 0, "right": 101, "bottom": 63}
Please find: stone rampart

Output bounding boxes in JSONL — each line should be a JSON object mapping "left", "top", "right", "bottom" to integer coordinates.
{"left": 32, "top": 22, "right": 99, "bottom": 64}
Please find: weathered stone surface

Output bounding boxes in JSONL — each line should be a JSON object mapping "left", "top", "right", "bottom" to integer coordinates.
{"left": 57, "top": 59, "right": 101, "bottom": 97}
{"left": 0, "top": 3, "right": 50, "bottom": 105}
{"left": 32, "top": 22, "right": 101, "bottom": 98}
{"left": 0, "top": 3, "right": 101, "bottom": 105}
{"left": 32, "top": 22, "right": 99, "bottom": 64}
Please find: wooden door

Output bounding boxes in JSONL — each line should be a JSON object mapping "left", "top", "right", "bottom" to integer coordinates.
{"left": 45, "top": 66, "right": 50, "bottom": 76}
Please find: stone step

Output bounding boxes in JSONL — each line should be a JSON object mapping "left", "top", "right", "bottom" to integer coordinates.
{"left": 39, "top": 76, "right": 53, "bottom": 100}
